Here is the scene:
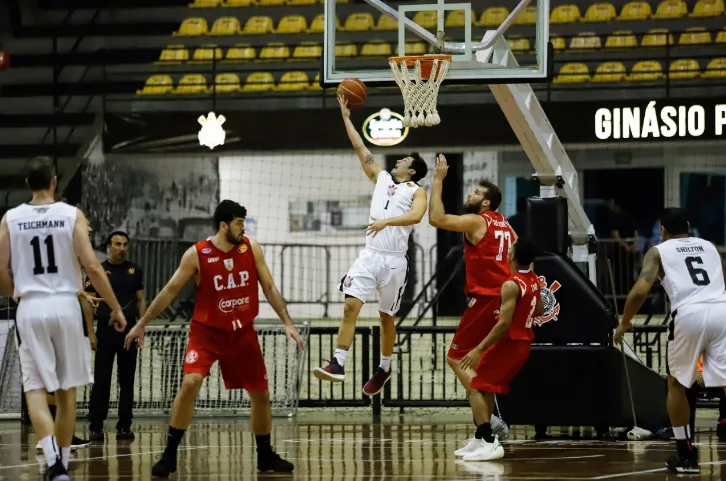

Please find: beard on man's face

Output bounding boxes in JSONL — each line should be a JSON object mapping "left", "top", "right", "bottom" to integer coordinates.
{"left": 463, "top": 201, "right": 481, "bottom": 214}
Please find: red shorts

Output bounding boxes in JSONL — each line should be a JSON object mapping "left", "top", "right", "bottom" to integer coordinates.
{"left": 470, "top": 339, "right": 531, "bottom": 394}
{"left": 183, "top": 321, "right": 268, "bottom": 392}
{"left": 447, "top": 295, "right": 500, "bottom": 360}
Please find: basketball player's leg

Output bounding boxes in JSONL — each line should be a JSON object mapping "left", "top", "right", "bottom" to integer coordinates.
{"left": 314, "top": 251, "right": 377, "bottom": 382}
{"left": 152, "top": 323, "right": 219, "bottom": 477}
{"left": 53, "top": 388, "right": 77, "bottom": 469}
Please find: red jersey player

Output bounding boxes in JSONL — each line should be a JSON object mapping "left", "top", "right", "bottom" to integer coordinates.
{"left": 459, "top": 237, "right": 543, "bottom": 461}
{"left": 124, "top": 200, "right": 303, "bottom": 477}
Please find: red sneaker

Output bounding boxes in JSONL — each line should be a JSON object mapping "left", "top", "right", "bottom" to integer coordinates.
{"left": 312, "top": 358, "right": 346, "bottom": 382}
{"left": 362, "top": 368, "right": 392, "bottom": 396}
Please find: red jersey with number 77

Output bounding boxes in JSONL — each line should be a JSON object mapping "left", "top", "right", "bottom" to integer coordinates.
{"left": 464, "top": 211, "right": 515, "bottom": 297}
{"left": 504, "top": 269, "right": 541, "bottom": 341}
{"left": 192, "top": 237, "right": 259, "bottom": 332}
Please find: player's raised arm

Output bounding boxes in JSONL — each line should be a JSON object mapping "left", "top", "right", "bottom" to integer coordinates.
{"left": 250, "top": 239, "right": 304, "bottom": 351}
{"left": 0, "top": 215, "right": 13, "bottom": 297}
{"left": 615, "top": 247, "right": 662, "bottom": 344}
{"left": 428, "top": 154, "right": 487, "bottom": 234}
{"left": 366, "top": 188, "right": 427, "bottom": 237}
{"left": 338, "top": 94, "right": 382, "bottom": 183}
{"left": 460, "top": 280, "right": 520, "bottom": 371}
{"left": 74, "top": 209, "right": 127, "bottom": 332}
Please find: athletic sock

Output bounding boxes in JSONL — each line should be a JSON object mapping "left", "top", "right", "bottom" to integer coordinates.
{"left": 255, "top": 433, "right": 273, "bottom": 456}
{"left": 379, "top": 354, "right": 392, "bottom": 372}
{"left": 475, "top": 423, "right": 494, "bottom": 443}
{"left": 61, "top": 447, "right": 71, "bottom": 469}
{"left": 334, "top": 349, "right": 347, "bottom": 367}
{"left": 40, "top": 435, "right": 60, "bottom": 467}
{"left": 166, "top": 427, "right": 185, "bottom": 456}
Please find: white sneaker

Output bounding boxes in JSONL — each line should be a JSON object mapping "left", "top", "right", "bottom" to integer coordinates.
{"left": 462, "top": 436, "right": 505, "bottom": 462}
{"left": 454, "top": 437, "right": 484, "bottom": 457}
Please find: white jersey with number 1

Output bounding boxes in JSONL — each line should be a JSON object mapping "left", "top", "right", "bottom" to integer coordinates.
{"left": 366, "top": 170, "right": 419, "bottom": 254}
{"left": 654, "top": 236, "right": 726, "bottom": 311}
{"left": 7, "top": 202, "right": 82, "bottom": 298}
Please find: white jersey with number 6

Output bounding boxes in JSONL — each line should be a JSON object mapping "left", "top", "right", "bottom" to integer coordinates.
{"left": 366, "top": 170, "right": 419, "bottom": 254}
{"left": 654, "top": 236, "right": 726, "bottom": 311}
{"left": 7, "top": 202, "right": 82, "bottom": 298}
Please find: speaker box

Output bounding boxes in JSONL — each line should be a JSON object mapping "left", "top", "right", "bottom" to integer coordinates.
{"left": 526, "top": 197, "right": 569, "bottom": 255}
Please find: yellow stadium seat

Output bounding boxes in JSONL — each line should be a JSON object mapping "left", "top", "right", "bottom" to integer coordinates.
{"left": 174, "top": 74, "right": 208, "bottom": 94}
{"left": 158, "top": 45, "right": 188, "bottom": 63}
{"left": 629, "top": 61, "right": 664, "bottom": 81}
{"left": 703, "top": 58, "right": 726, "bottom": 78}
{"left": 553, "top": 63, "right": 589, "bottom": 83}
{"left": 309, "top": 73, "right": 322, "bottom": 91}
{"left": 480, "top": 7, "right": 510, "bottom": 26}
{"left": 259, "top": 0, "right": 285, "bottom": 4}
{"left": 137, "top": 75, "right": 173, "bottom": 95}
{"left": 361, "top": 41, "right": 392, "bottom": 56}
{"left": 506, "top": 36, "right": 531, "bottom": 52}
{"left": 617, "top": 1, "right": 651, "bottom": 20}
{"left": 412, "top": 11, "right": 438, "bottom": 28}
{"left": 679, "top": 27, "right": 711, "bottom": 45}
{"left": 242, "top": 16, "right": 274, "bottom": 34}
{"left": 292, "top": 43, "right": 322, "bottom": 59}
{"left": 222, "top": 0, "right": 254, "bottom": 5}
{"left": 550, "top": 34, "right": 566, "bottom": 50}
{"left": 669, "top": 59, "right": 700, "bottom": 79}
{"left": 374, "top": 14, "right": 398, "bottom": 30}
{"left": 287, "top": 0, "right": 317, "bottom": 5}
{"left": 690, "top": 0, "right": 725, "bottom": 16}
{"left": 605, "top": 30, "right": 638, "bottom": 48}
{"left": 277, "top": 71, "right": 310, "bottom": 91}
{"left": 209, "top": 17, "right": 241, "bottom": 36}
{"left": 174, "top": 18, "right": 208, "bottom": 36}
{"left": 189, "top": 0, "right": 221, "bottom": 7}
{"left": 243, "top": 72, "right": 275, "bottom": 92}
{"left": 212, "top": 73, "right": 241, "bottom": 93}
{"left": 277, "top": 15, "right": 307, "bottom": 33}
{"left": 344, "top": 13, "right": 375, "bottom": 31}
{"left": 592, "top": 62, "right": 627, "bottom": 82}
{"left": 569, "top": 32, "right": 601, "bottom": 49}
{"left": 641, "top": 29, "right": 674, "bottom": 47}
{"left": 550, "top": 5, "right": 581, "bottom": 23}
{"left": 583, "top": 3, "right": 617, "bottom": 22}
{"left": 716, "top": 28, "right": 726, "bottom": 43}
{"left": 335, "top": 43, "right": 358, "bottom": 57}
{"left": 191, "top": 45, "right": 223, "bottom": 62}
{"left": 396, "top": 41, "right": 426, "bottom": 55}
{"left": 225, "top": 44, "right": 256, "bottom": 61}
{"left": 652, "top": 0, "right": 688, "bottom": 18}
{"left": 445, "top": 10, "right": 471, "bottom": 28}
{"left": 514, "top": 6, "right": 537, "bottom": 24}
{"left": 259, "top": 43, "right": 290, "bottom": 61}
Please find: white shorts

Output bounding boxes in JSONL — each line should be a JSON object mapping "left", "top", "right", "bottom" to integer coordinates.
{"left": 339, "top": 248, "right": 408, "bottom": 316}
{"left": 16, "top": 294, "right": 93, "bottom": 393}
{"left": 667, "top": 302, "right": 726, "bottom": 388}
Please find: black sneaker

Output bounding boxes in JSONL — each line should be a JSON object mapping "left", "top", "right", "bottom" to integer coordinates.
{"left": 44, "top": 461, "right": 72, "bottom": 481}
{"left": 257, "top": 451, "right": 294, "bottom": 472}
{"left": 151, "top": 452, "right": 177, "bottom": 478}
{"left": 89, "top": 430, "right": 104, "bottom": 442}
{"left": 666, "top": 455, "right": 699, "bottom": 474}
{"left": 71, "top": 435, "right": 90, "bottom": 450}
{"left": 116, "top": 428, "right": 135, "bottom": 441}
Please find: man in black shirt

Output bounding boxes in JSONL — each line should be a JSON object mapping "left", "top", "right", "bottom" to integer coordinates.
{"left": 85, "top": 231, "right": 146, "bottom": 441}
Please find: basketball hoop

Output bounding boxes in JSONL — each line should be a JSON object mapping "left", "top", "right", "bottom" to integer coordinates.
{"left": 388, "top": 55, "right": 452, "bottom": 128}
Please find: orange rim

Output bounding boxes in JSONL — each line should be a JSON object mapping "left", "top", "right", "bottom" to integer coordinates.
{"left": 389, "top": 55, "right": 452, "bottom": 80}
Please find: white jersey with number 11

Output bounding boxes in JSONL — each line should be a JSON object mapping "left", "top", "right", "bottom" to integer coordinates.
{"left": 655, "top": 237, "right": 726, "bottom": 311}
{"left": 7, "top": 202, "right": 82, "bottom": 298}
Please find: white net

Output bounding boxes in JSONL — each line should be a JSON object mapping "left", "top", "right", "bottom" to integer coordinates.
{"left": 0, "top": 320, "right": 309, "bottom": 419}
{"left": 389, "top": 56, "right": 451, "bottom": 128}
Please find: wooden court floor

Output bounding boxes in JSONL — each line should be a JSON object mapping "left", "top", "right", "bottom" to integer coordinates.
{"left": 1, "top": 416, "right": 725, "bottom": 480}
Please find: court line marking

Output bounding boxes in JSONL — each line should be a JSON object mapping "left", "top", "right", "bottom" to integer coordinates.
{"left": 591, "top": 459, "right": 726, "bottom": 479}
{"left": 281, "top": 454, "right": 605, "bottom": 462}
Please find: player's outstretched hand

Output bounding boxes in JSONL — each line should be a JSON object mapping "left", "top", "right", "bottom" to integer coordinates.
{"left": 78, "top": 291, "right": 103, "bottom": 309}
{"left": 434, "top": 154, "right": 448, "bottom": 181}
{"left": 460, "top": 347, "right": 481, "bottom": 372}
{"left": 124, "top": 324, "right": 145, "bottom": 350}
{"left": 366, "top": 217, "right": 388, "bottom": 237}
{"left": 285, "top": 325, "right": 305, "bottom": 351}
{"left": 613, "top": 323, "right": 629, "bottom": 346}
{"left": 337, "top": 94, "right": 350, "bottom": 119}
{"left": 109, "top": 308, "right": 127, "bottom": 333}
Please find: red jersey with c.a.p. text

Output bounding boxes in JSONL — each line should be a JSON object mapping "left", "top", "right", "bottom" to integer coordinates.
{"left": 192, "top": 237, "right": 259, "bottom": 332}
{"left": 464, "top": 211, "right": 515, "bottom": 297}
{"left": 504, "top": 269, "right": 540, "bottom": 341}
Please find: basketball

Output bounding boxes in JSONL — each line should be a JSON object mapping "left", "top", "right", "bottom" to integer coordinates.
{"left": 337, "top": 78, "right": 367, "bottom": 108}
{"left": 0, "top": 51, "right": 8, "bottom": 70}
